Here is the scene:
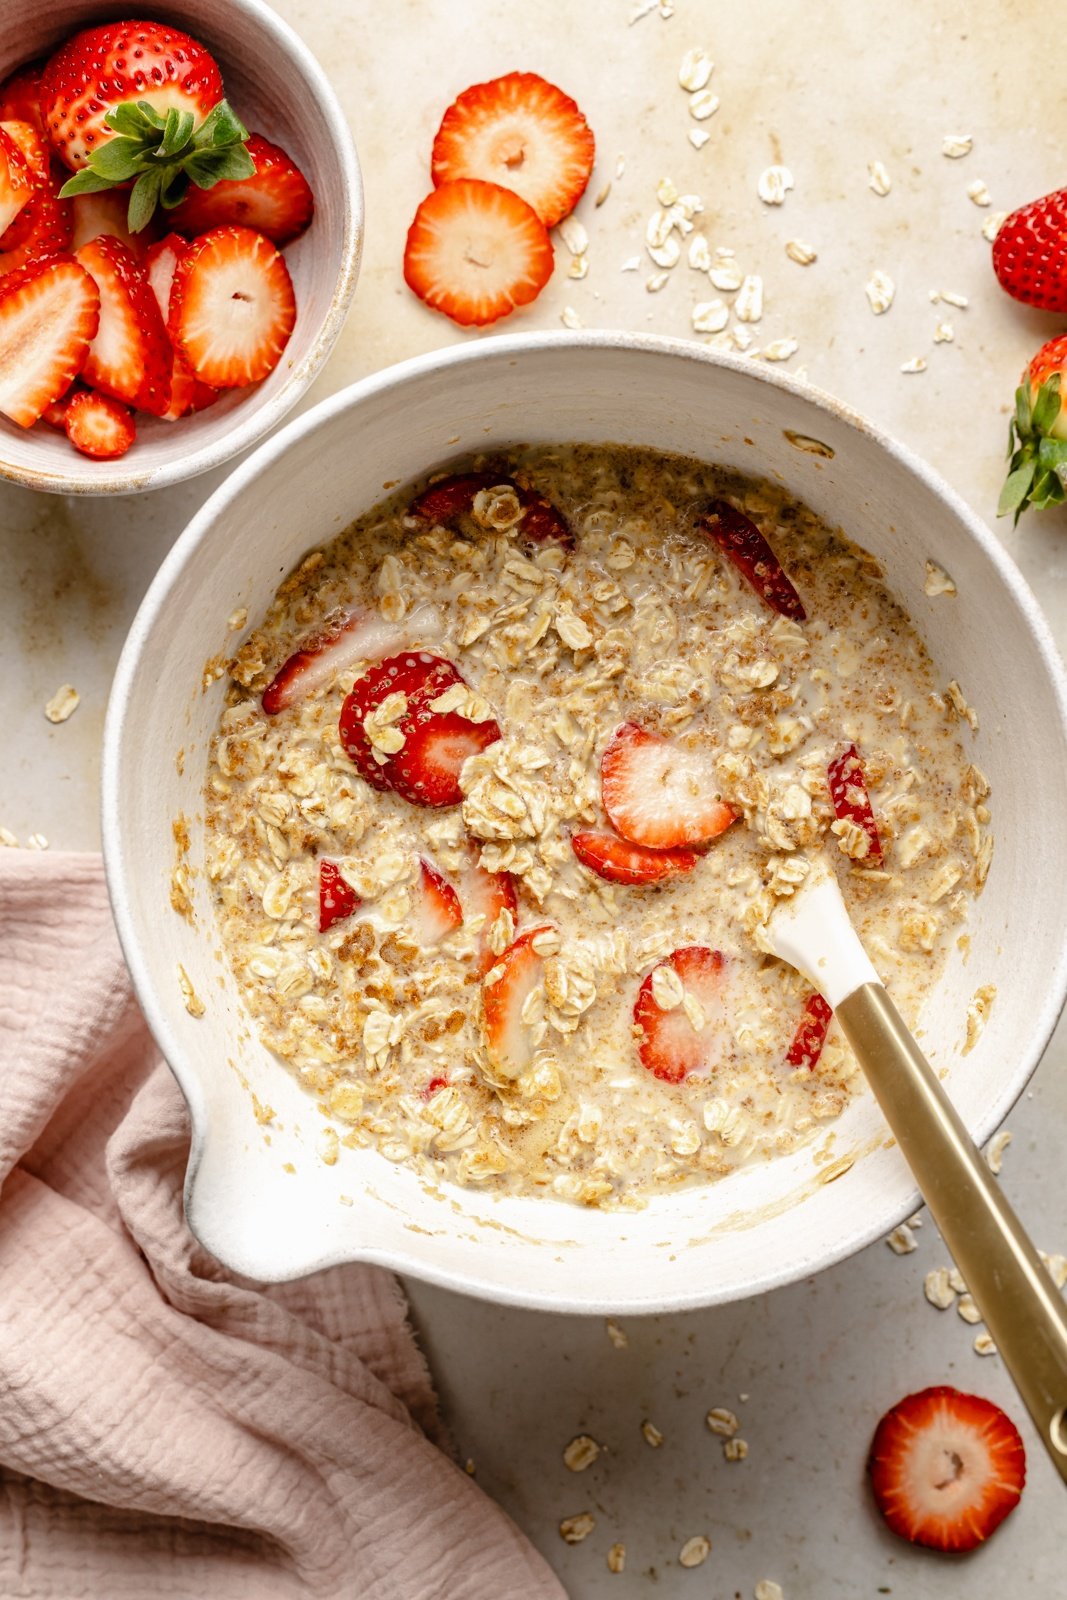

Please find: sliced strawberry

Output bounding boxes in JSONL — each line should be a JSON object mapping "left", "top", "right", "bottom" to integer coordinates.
{"left": 601, "top": 723, "right": 736, "bottom": 851}
{"left": 64, "top": 387, "right": 134, "bottom": 459}
{"left": 70, "top": 190, "right": 152, "bottom": 258}
{"left": 169, "top": 225, "right": 295, "bottom": 389}
{"left": 319, "top": 859, "right": 359, "bottom": 933}
{"left": 571, "top": 830, "right": 699, "bottom": 886}
{"left": 145, "top": 231, "right": 217, "bottom": 420}
{"left": 411, "top": 470, "right": 573, "bottom": 547}
{"left": 415, "top": 858, "right": 464, "bottom": 945}
{"left": 265, "top": 604, "right": 444, "bottom": 717}
{"left": 404, "top": 178, "right": 553, "bottom": 328}
{"left": 40, "top": 390, "right": 75, "bottom": 429}
{"left": 785, "top": 992, "right": 833, "bottom": 1069}
{"left": 698, "top": 499, "right": 807, "bottom": 621}
{"left": 459, "top": 848, "right": 519, "bottom": 975}
{"left": 339, "top": 654, "right": 464, "bottom": 790}
{"left": 0, "top": 167, "right": 72, "bottom": 274}
{"left": 827, "top": 743, "right": 884, "bottom": 866}
{"left": 0, "top": 126, "right": 34, "bottom": 239}
{"left": 389, "top": 691, "right": 502, "bottom": 808}
{"left": 76, "top": 235, "right": 171, "bottom": 414}
{"left": 168, "top": 133, "right": 314, "bottom": 246}
{"left": 0, "top": 121, "right": 48, "bottom": 182}
{"left": 869, "top": 1387, "right": 1025, "bottom": 1553}
{"left": 431, "top": 73, "right": 595, "bottom": 228}
{"left": 0, "top": 255, "right": 98, "bottom": 428}
{"left": 633, "top": 946, "right": 728, "bottom": 1084}
{"left": 0, "top": 123, "right": 51, "bottom": 252}
{"left": 483, "top": 925, "right": 553, "bottom": 1080}
{"left": 0, "top": 64, "right": 46, "bottom": 139}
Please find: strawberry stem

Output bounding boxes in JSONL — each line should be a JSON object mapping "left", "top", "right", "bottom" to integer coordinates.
{"left": 58, "top": 98, "right": 254, "bottom": 231}
{"left": 998, "top": 372, "right": 1067, "bottom": 522}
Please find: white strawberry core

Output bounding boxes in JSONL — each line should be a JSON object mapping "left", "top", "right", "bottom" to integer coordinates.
{"left": 903, "top": 1418, "right": 997, "bottom": 1518}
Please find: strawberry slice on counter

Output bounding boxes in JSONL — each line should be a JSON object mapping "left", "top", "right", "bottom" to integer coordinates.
{"left": 403, "top": 178, "right": 553, "bottom": 327}
{"left": 601, "top": 722, "right": 736, "bottom": 851}
{"left": 827, "top": 742, "right": 884, "bottom": 866}
{"left": 483, "top": 925, "right": 554, "bottom": 1080}
{"left": 168, "top": 225, "right": 295, "bottom": 388}
{"left": 459, "top": 848, "right": 518, "bottom": 975}
{"left": 145, "top": 232, "right": 218, "bottom": 419}
{"left": 0, "top": 255, "right": 99, "bottom": 428}
{"left": 264, "top": 604, "right": 444, "bottom": 716}
{"left": 998, "top": 334, "right": 1067, "bottom": 522}
{"left": 698, "top": 499, "right": 807, "bottom": 621}
{"left": 168, "top": 133, "right": 314, "bottom": 246}
{"left": 76, "top": 234, "right": 171, "bottom": 415}
{"left": 410, "top": 470, "right": 573, "bottom": 547}
{"left": 0, "top": 64, "right": 47, "bottom": 139}
{"left": 318, "top": 859, "right": 360, "bottom": 933}
{"left": 785, "top": 992, "right": 833, "bottom": 1069}
{"left": 337, "top": 650, "right": 463, "bottom": 789}
{"left": 0, "top": 125, "right": 36, "bottom": 237}
{"left": 992, "top": 186, "right": 1067, "bottom": 313}
{"left": 869, "top": 1387, "right": 1025, "bottom": 1552}
{"left": 64, "top": 387, "right": 135, "bottom": 458}
{"left": 633, "top": 946, "right": 728, "bottom": 1084}
{"left": 415, "top": 858, "right": 464, "bottom": 945}
{"left": 431, "top": 72, "right": 595, "bottom": 228}
{"left": 571, "top": 830, "right": 700, "bottom": 886}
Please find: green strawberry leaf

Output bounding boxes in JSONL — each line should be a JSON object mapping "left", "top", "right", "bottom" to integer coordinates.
{"left": 158, "top": 107, "right": 196, "bottom": 157}
{"left": 106, "top": 102, "right": 151, "bottom": 139}
{"left": 127, "top": 167, "right": 163, "bottom": 234}
{"left": 1032, "top": 374, "right": 1062, "bottom": 436}
{"left": 184, "top": 144, "right": 256, "bottom": 189}
{"left": 88, "top": 135, "right": 149, "bottom": 183}
{"left": 997, "top": 461, "right": 1036, "bottom": 520}
{"left": 1014, "top": 382, "right": 1033, "bottom": 440}
{"left": 58, "top": 167, "right": 118, "bottom": 199}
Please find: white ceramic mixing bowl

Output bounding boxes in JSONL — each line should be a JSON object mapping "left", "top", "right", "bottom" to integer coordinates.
{"left": 102, "top": 332, "right": 1067, "bottom": 1313}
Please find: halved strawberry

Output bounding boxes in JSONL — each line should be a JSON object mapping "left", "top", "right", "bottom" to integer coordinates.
{"left": 169, "top": 224, "right": 295, "bottom": 388}
{"left": 483, "top": 925, "right": 554, "bottom": 1080}
{"left": 571, "top": 830, "right": 699, "bottom": 886}
{"left": 263, "top": 605, "right": 443, "bottom": 716}
{"left": 410, "top": 470, "right": 573, "bottom": 547}
{"left": 76, "top": 234, "right": 171, "bottom": 414}
{"left": 0, "top": 126, "right": 34, "bottom": 239}
{"left": 785, "top": 992, "right": 832, "bottom": 1069}
{"left": 319, "top": 859, "right": 359, "bottom": 933}
{"left": 431, "top": 73, "right": 595, "bottom": 228}
{"left": 415, "top": 858, "right": 464, "bottom": 945}
{"left": 64, "top": 387, "right": 135, "bottom": 459}
{"left": 0, "top": 255, "right": 98, "bottom": 428}
{"left": 698, "top": 499, "right": 807, "bottom": 621}
{"left": 459, "top": 848, "right": 518, "bottom": 975}
{"left": 633, "top": 946, "right": 728, "bottom": 1084}
{"left": 145, "top": 231, "right": 217, "bottom": 419}
{"left": 168, "top": 133, "right": 314, "bottom": 246}
{"left": 601, "top": 723, "right": 736, "bottom": 851}
{"left": 0, "top": 64, "right": 46, "bottom": 139}
{"left": 338, "top": 651, "right": 463, "bottom": 790}
{"left": 404, "top": 178, "right": 553, "bottom": 328}
{"left": 869, "top": 1387, "right": 1025, "bottom": 1552}
{"left": 827, "top": 743, "right": 884, "bottom": 866}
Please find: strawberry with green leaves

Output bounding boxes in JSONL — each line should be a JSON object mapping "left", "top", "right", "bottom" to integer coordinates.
{"left": 39, "top": 20, "right": 254, "bottom": 233}
{"left": 998, "top": 335, "right": 1067, "bottom": 523}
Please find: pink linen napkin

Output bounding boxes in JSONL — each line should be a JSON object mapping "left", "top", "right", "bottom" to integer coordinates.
{"left": 0, "top": 851, "right": 564, "bottom": 1600}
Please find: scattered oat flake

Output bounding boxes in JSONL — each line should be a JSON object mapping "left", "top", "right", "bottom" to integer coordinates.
{"left": 924, "top": 1267, "right": 956, "bottom": 1309}
{"left": 621, "top": 255, "right": 640, "bottom": 272}
{"left": 558, "top": 216, "right": 588, "bottom": 256}
{"left": 607, "top": 1543, "right": 626, "bottom": 1574}
{"left": 688, "top": 234, "right": 711, "bottom": 271}
{"left": 981, "top": 210, "right": 1008, "bottom": 242}
{"left": 757, "top": 165, "right": 794, "bottom": 206}
{"left": 338, "top": 1193, "right": 353, "bottom": 1206}
{"left": 629, "top": 0, "right": 657, "bottom": 20}
{"left": 595, "top": 181, "right": 611, "bottom": 206}
{"left": 1045, "top": 1253, "right": 1067, "bottom": 1289}
{"left": 688, "top": 128, "right": 711, "bottom": 150}
{"left": 605, "top": 1318, "right": 628, "bottom": 1348}
{"left": 986, "top": 1129, "right": 1012, "bottom": 1175}
{"left": 567, "top": 255, "right": 589, "bottom": 280}
{"left": 735, "top": 274, "right": 763, "bottom": 322}
{"left": 932, "top": 288, "right": 969, "bottom": 308}
{"left": 615, "top": 154, "right": 626, "bottom": 179}
{"left": 756, "top": 1585, "right": 785, "bottom": 1600}
{"left": 974, "top": 1332, "right": 997, "bottom": 1356}
{"left": 656, "top": 177, "right": 679, "bottom": 207}
{"left": 679, "top": 1535, "right": 711, "bottom": 1569}
{"left": 560, "top": 306, "right": 583, "bottom": 329}
{"left": 948, "top": 1266, "right": 967, "bottom": 1293}
{"left": 27, "top": 833, "right": 49, "bottom": 850}
{"left": 957, "top": 1293, "right": 982, "bottom": 1325}
{"left": 966, "top": 179, "right": 992, "bottom": 207}
{"left": 227, "top": 606, "right": 248, "bottom": 631}
{"left": 689, "top": 89, "right": 720, "bottom": 120}
{"left": 865, "top": 270, "right": 895, "bottom": 314}
{"left": 678, "top": 46, "right": 713, "bottom": 90}
{"left": 648, "top": 235, "right": 682, "bottom": 269}
{"left": 764, "top": 337, "right": 799, "bottom": 362}
{"left": 563, "top": 1434, "right": 601, "bottom": 1472}
{"left": 723, "top": 1437, "right": 749, "bottom": 1461}
{"left": 706, "top": 1406, "right": 740, "bottom": 1437}
{"left": 44, "top": 684, "right": 80, "bottom": 723}
{"left": 646, "top": 271, "right": 670, "bottom": 292}
{"left": 692, "top": 298, "right": 729, "bottom": 333}
{"left": 887, "top": 1223, "right": 917, "bottom": 1255}
{"left": 900, "top": 356, "right": 927, "bottom": 374}
{"left": 177, "top": 963, "right": 205, "bottom": 1018}
{"left": 868, "top": 160, "right": 891, "bottom": 195}
{"left": 964, "top": 983, "right": 996, "bottom": 1054}
{"left": 933, "top": 321, "right": 954, "bottom": 343}
{"left": 924, "top": 560, "right": 957, "bottom": 597}
{"left": 785, "top": 238, "right": 817, "bottom": 265}
{"left": 641, "top": 1419, "right": 664, "bottom": 1447}
{"left": 0, "top": 826, "right": 18, "bottom": 848}
{"left": 560, "top": 1512, "right": 595, "bottom": 1544}
{"left": 942, "top": 134, "right": 973, "bottom": 158}
{"left": 709, "top": 259, "right": 743, "bottom": 292}
{"left": 318, "top": 1127, "right": 339, "bottom": 1166}
{"left": 945, "top": 679, "right": 978, "bottom": 730}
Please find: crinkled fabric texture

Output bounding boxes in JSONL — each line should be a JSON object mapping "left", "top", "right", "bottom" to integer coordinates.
{"left": 0, "top": 852, "right": 564, "bottom": 1600}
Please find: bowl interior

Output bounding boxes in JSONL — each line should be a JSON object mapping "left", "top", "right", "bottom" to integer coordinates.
{"left": 103, "top": 335, "right": 1067, "bottom": 1312}
{"left": 0, "top": 0, "right": 361, "bottom": 494}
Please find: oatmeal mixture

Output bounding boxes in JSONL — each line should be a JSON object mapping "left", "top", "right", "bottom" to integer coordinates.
{"left": 202, "top": 445, "right": 990, "bottom": 1208}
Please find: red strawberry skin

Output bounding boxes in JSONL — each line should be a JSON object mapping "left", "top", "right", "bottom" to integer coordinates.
{"left": 404, "top": 178, "right": 553, "bottom": 328}
{"left": 389, "top": 695, "right": 502, "bottom": 808}
{"left": 339, "top": 653, "right": 464, "bottom": 791}
{"left": 40, "top": 21, "right": 224, "bottom": 173}
{"left": 0, "top": 163, "right": 72, "bottom": 274}
{"left": 601, "top": 722, "right": 736, "bottom": 850}
{"left": 827, "top": 743, "right": 884, "bottom": 866}
{"left": 64, "top": 387, "right": 135, "bottom": 459}
{"left": 319, "top": 860, "right": 359, "bottom": 932}
{"left": 416, "top": 858, "right": 464, "bottom": 944}
{"left": 76, "top": 234, "right": 172, "bottom": 415}
{"left": 460, "top": 850, "right": 518, "bottom": 975}
{"left": 0, "top": 64, "right": 47, "bottom": 139}
{"left": 698, "top": 499, "right": 806, "bottom": 620}
{"left": 411, "top": 471, "right": 573, "bottom": 546}
{"left": 992, "top": 187, "right": 1067, "bottom": 312}
{"left": 633, "top": 946, "right": 727, "bottom": 1084}
{"left": 168, "top": 133, "right": 314, "bottom": 246}
{"left": 785, "top": 993, "right": 832, "bottom": 1068}
{"left": 571, "top": 830, "right": 699, "bottom": 885}
{"left": 482, "top": 924, "right": 553, "bottom": 1080}
{"left": 869, "top": 1387, "right": 1025, "bottom": 1553}
{"left": 0, "top": 255, "right": 99, "bottom": 428}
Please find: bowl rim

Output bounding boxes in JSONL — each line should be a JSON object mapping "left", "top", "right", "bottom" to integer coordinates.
{"left": 102, "top": 329, "right": 1067, "bottom": 1310}
{"left": 0, "top": 0, "right": 363, "bottom": 497}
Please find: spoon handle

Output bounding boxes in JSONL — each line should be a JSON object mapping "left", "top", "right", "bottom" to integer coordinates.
{"left": 835, "top": 981, "right": 1067, "bottom": 1484}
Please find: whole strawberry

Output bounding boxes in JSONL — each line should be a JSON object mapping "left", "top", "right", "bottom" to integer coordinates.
{"left": 998, "top": 333, "right": 1067, "bottom": 522}
{"left": 992, "top": 187, "right": 1067, "bottom": 312}
{"left": 40, "top": 21, "right": 254, "bottom": 232}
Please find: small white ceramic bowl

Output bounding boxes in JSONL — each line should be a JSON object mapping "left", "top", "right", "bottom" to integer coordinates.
{"left": 103, "top": 333, "right": 1067, "bottom": 1313}
{"left": 0, "top": 0, "right": 362, "bottom": 495}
